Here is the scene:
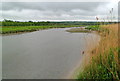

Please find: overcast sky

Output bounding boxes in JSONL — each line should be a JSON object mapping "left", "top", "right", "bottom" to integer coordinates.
{"left": 0, "top": 1, "right": 118, "bottom": 21}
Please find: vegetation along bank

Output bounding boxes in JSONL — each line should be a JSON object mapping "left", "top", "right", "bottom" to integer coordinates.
{"left": 75, "top": 24, "right": 120, "bottom": 80}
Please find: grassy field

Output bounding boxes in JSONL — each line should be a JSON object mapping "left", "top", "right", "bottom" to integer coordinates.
{"left": 77, "top": 24, "right": 120, "bottom": 80}
{"left": 0, "top": 25, "right": 82, "bottom": 34}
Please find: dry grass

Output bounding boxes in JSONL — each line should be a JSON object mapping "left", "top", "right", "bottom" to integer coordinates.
{"left": 77, "top": 24, "right": 120, "bottom": 79}
{"left": 91, "top": 24, "right": 118, "bottom": 61}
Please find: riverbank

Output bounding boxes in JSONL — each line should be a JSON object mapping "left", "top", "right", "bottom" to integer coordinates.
{"left": 75, "top": 24, "right": 120, "bottom": 80}
{"left": 0, "top": 25, "right": 82, "bottom": 35}
{"left": 66, "top": 27, "right": 91, "bottom": 33}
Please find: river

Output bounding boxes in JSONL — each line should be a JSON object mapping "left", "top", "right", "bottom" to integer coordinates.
{"left": 2, "top": 28, "right": 100, "bottom": 79}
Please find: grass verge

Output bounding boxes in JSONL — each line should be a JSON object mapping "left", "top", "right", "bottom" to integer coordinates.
{"left": 77, "top": 24, "right": 120, "bottom": 80}
{"left": 0, "top": 25, "right": 82, "bottom": 34}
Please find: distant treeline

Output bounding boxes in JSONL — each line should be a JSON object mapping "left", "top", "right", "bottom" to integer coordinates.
{"left": 0, "top": 19, "right": 118, "bottom": 26}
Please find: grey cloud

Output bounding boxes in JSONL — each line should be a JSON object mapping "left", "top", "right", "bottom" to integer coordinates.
{"left": 0, "top": 2, "right": 118, "bottom": 21}
{"left": 1, "top": 2, "right": 107, "bottom": 11}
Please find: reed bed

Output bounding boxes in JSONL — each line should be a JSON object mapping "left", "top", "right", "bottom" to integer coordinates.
{"left": 77, "top": 24, "right": 120, "bottom": 80}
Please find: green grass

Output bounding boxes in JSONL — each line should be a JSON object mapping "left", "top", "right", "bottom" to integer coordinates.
{"left": 85, "top": 25, "right": 100, "bottom": 31}
{"left": 78, "top": 47, "right": 120, "bottom": 80}
{"left": 77, "top": 24, "right": 120, "bottom": 80}
{"left": 1, "top": 24, "right": 102, "bottom": 34}
{"left": 0, "top": 25, "right": 82, "bottom": 34}
{"left": 66, "top": 25, "right": 100, "bottom": 33}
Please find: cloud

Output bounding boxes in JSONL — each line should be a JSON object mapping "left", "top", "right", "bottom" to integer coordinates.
{"left": 0, "top": 2, "right": 118, "bottom": 21}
